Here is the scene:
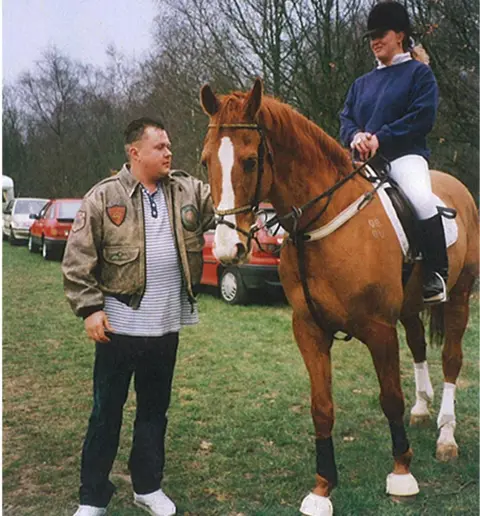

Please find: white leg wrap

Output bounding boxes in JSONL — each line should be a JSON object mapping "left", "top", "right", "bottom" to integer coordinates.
{"left": 411, "top": 397, "right": 430, "bottom": 417}
{"left": 414, "top": 362, "right": 434, "bottom": 402}
{"left": 386, "top": 473, "right": 420, "bottom": 496}
{"left": 437, "top": 382, "right": 456, "bottom": 428}
{"left": 300, "top": 493, "right": 333, "bottom": 516}
{"left": 411, "top": 362, "right": 434, "bottom": 419}
{"left": 437, "top": 421, "right": 457, "bottom": 447}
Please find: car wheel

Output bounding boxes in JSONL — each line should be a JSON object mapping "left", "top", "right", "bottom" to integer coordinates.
{"left": 28, "top": 234, "right": 38, "bottom": 253}
{"left": 42, "top": 240, "right": 54, "bottom": 260}
{"left": 219, "top": 267, "right": 248, "bottom": 305}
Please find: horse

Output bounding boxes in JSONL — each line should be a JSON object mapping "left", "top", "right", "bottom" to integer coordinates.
{"left": 199, "top": 78, "right": 478, "bottom": 516}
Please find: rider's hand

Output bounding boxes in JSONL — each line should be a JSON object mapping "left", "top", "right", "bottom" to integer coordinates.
{"left": 367, "top": 135, "right": 379, "bottom": 157}
{"left": 84, "top": 311, "right": 114, "bottom": 343}
{"left": 351, "top": 132, "right": 372, "bottom": 161}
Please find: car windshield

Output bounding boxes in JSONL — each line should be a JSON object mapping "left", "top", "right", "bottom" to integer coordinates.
{"left": 58, "top": 201, "right": 82, "bottom": 219}
{"left": 14, "top": 199, "right": 47, "bottom": 215}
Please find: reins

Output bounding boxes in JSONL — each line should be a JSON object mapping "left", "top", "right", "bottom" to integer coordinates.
{"left": 265, "top": 154, "right": 390, "bottom": 239}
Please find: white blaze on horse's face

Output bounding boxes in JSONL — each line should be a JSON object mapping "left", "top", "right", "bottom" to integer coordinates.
{"left": 214, "top": 136, "right": 242, "bottom": 262}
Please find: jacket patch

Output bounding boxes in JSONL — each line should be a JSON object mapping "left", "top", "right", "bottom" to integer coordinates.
{"left": 72, "top": 210, "right": 86, "bottom": 233}
{"left": 181, "top": 205, "right": 200, "bottom": 232}
{"left": 107, "top": 205, "right": 127, "bottom": 226}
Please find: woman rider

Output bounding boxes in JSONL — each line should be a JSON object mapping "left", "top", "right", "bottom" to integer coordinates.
{"left": 340, "top": 1, "right": 448, "bottom": 304}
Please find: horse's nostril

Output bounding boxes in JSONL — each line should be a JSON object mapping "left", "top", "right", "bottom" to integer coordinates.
{"left": 236, "top": 243, "right": 247, "bottom": 260}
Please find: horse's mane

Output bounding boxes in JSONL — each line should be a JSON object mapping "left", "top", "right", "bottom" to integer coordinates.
{"left": 216, "top": 91, "right": 352, "bottom": 177}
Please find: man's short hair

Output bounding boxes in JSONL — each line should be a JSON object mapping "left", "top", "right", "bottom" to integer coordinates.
{"left": 124, "top": 117, "right": 165, "bottom": 145}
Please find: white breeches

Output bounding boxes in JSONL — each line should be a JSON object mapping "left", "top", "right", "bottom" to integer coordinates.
{"left": 388, "top": 155, "right": 438, "bottom": 220}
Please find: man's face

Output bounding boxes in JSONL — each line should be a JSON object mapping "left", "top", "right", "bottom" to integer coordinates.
{"left": 132, "top": 126, "right": 172, "bottom": 180}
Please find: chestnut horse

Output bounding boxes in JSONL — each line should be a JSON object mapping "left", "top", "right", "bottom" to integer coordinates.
{"left": 199, "top": 79, "right": 478, "bottom": 516}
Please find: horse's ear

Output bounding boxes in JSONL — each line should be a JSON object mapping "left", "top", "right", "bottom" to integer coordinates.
{"left": 200, "top": 84, "right": 220, "bottom": 116}
{"left": 244, "top": 78, "right": 263, "bottom": 120}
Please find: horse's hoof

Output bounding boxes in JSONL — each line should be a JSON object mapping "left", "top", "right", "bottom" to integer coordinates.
{"left": 386, "top": 472, "right": 419, "bottom": 497}
{"left": 409, "top": 413, "right": 431, "bottom": 427}
{"left": 436, "top": 443, "right": 458, "bottom": 462}
{"left": 300, "top": 493, "right": 333, "bottom": 516}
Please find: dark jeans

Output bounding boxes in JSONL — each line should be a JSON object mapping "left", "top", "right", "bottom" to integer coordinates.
{"left": 79, "top": 332, "right": 179, "bottom": 507}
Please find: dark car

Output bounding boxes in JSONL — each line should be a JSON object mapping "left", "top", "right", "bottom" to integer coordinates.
{"left": 200, "top": 204, "right": 285, "bottom": 304}
{"left": 29, "top": 198, "right": 82, "bottom": 260}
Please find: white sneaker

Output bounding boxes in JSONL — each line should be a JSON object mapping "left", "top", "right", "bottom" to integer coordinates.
{"left": 134, "top": 488, "right": 176, "bottom": 516}
{"left": 73, "top": 505, "right": 107, "bottom": 516}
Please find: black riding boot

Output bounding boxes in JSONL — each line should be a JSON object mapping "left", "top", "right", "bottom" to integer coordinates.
{"left": 418, "top": 213, "right": 449, "bottom": 304}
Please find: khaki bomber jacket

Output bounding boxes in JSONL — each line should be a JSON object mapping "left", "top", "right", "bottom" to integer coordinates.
{"left": 62, "top": 165, "right": 214, "bottom": 318}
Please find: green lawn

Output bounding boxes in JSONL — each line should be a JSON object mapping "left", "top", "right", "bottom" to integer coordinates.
{"left": 3, "top": 242, "right": 479, "bottom": 515}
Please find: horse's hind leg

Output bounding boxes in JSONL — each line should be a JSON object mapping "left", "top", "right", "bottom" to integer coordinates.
{"left": 293, "top": 313, "right": 336, "bottom": 516}
{"left": 436, "top": 272, "right": 475, "bottom": 461}
{"left": 400, "top": 314, "right": 434, "bottom": 426}
{"left": 359, "top": 321, "right": 419, "bottom": 498}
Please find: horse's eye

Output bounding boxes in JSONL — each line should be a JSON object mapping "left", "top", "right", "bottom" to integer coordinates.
{"left": 201, "top": 159, "right": 208, "bottom": 170}
{"left": 243, "top": 158, "right": 257, "bottom": 173}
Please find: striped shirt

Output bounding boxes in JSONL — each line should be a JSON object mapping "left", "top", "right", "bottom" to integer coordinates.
{"left": 104, "top": 183, "right": 198, "bottom": 336}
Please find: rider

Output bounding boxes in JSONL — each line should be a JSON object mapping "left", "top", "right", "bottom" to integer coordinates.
{"left": 340, "top": 1, "right": 448, "bottom": 304}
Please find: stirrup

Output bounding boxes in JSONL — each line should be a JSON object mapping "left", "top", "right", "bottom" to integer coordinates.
{"left": 423, "top": 272, "right": 448, "bottom": 304}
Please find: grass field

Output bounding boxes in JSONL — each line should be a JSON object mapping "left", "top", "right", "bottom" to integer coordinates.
{"left": 2, "top": 242, "right": 479, "bottom": 516}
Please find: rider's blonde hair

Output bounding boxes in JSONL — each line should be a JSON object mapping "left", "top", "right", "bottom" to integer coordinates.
{"left": 411, "top": 44, "right": 430, "bottom": 66}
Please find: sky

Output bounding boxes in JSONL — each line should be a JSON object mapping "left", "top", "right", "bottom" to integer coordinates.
{"left": 3, "top": 0, "right": 159, "bottom": 83}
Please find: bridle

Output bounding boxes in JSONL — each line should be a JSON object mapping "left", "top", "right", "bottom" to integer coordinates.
{"left": 207, "top": 123, "right": 270, "bottom": 251}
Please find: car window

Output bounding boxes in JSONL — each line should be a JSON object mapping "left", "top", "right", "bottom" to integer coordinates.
{"left": 58, "top": 201, "right": 82, "bottom": 219}
{"left": 45, "top": 204, "right": 56, "bottom": 219}
{"left": 38, "top": 203, "right": 50, "bottom": 219}
{"left": 14, "top": 200, "right": 48, "bottom": 215}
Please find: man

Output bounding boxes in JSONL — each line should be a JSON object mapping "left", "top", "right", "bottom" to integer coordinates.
{"left": 63, "top": 117, "right": 214, "bottom": 516}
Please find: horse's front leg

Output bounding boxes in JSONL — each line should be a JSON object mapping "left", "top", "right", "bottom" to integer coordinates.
{"left": 293, "top": 312, "right": 335, "bottom": 516}
{"left": 360, "top": 320, "right": 420, "bottom": 499}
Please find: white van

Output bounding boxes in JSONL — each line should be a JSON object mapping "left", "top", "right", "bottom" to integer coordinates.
{"left": 2, "top": 176, "right": 14, "bottom": 210}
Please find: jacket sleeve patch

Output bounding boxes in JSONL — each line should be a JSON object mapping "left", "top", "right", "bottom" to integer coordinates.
{"left": 72, "top": 210, "right": 86, "bottom": 233}
{"left": 181, "top": 205, "right": 200, "bottom": 232}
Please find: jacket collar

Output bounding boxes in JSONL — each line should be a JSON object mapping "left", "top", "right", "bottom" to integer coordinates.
{"left": 117, "top": 163, "right": 172, "bottom": 198}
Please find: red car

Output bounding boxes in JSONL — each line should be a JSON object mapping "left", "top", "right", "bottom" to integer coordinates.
{"left": 28, "top": 198, "right": 83, "bottom": 260}
{"left": 201, "top": 204, "right": 285, "bottom": 304}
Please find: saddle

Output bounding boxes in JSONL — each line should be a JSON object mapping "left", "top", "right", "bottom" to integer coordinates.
{"left": 361, "top": 157, "right": 458, "bottom": 285}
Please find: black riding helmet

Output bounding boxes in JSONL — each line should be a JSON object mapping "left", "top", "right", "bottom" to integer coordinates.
{"left": 364, "top": 1, "right": 412, "bottom": 40}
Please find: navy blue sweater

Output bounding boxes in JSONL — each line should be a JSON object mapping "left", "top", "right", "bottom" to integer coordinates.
{"left": 340, "top": 59, "right": 438, "bottom": 161}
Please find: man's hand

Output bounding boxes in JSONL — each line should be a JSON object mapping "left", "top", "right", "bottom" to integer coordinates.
{"left": 85, "top": 311, "right": 114, "bottom": 343}
{"left": 351, "top": 132, "right": 379, "bottom": 161}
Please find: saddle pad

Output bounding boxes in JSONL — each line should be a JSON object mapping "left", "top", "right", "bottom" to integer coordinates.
{"left": 362, "top": 164, "right": 458, "bottom": 257}
{"left": 377, "top": 184, "right": 458, "bottom": 257}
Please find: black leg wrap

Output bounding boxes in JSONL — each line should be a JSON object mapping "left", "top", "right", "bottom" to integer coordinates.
{"left": 389, "top": 421, "right": 410, "bottom": 457}
{"left": 315, "top": 437, "right": 338, "bottom": 487}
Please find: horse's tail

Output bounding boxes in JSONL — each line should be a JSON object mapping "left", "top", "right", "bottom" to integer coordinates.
{"left": 427, "top": 304, "right": 445, "bottom": 347}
